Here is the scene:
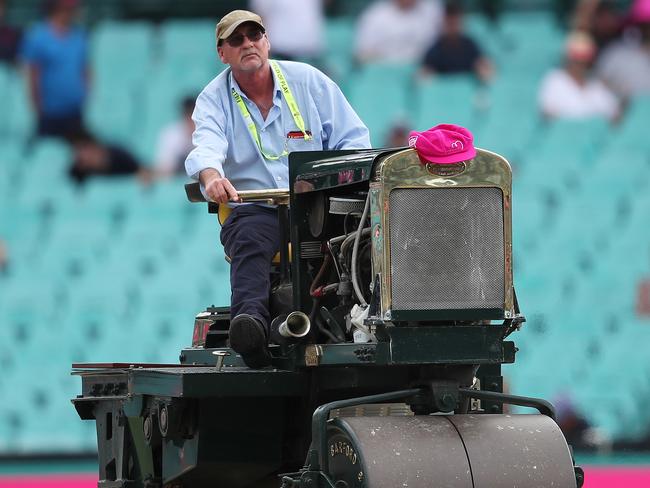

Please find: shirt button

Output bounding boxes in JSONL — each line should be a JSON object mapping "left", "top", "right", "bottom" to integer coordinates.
{"left": 261, "top": 128, "right": 266, "bottom": 132}
{"left": 276, "top": 176, "right": 282, "bottom": 181}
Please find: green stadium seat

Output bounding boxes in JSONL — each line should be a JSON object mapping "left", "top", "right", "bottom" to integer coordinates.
{"left": 413, "top": 75, "right": 480, "bottom": 133}
{"left": 567, "top": 275, "right": 637, "bottom": 336}
{"left": 572, "top": 321, "right": 650, "bottom": 438}
{"left": 512, "top": 191, "right": 553, "bottom": 260}
{"left": 538, "top": 117, "right": 609, "bottom": 162}
{"left": 87, "top": 21, "right": 155, "bottom": 146}
{"left": 346, "top": 63, "right": 414, "bottom": 147}
{"left": 624, "top": 192, "right": 650, "bottom": 243}
{"left": 134, "top": 25, "right": 223, "bottom": 162}
{"left": 134, "top": 67, "right": 216, "bottom": 164}
{"left": 0, "top": 149, "right": 11, "bottom": 209}
{"left": 160, "top": 19, "right": 223, "bottom": 73}
{"left": 78, "top": 177, "right": 148, "bottom": 216}
{"left": 0, "top": 65, "right": 14, "bottom": 137}
{"left": 479, "top": 74, "right": 541, "bottom": 161}
{"left": 146, "top": 176, "right": 192, "bottom": 209}
{"left": 0, "top": 138, "right": 26, "bottom": 182}
{"left": 31, "top": 218, "right": 111, "bottom": 281}
{"left": 85, "top": 86, "right": 143, "bottom": 149}
{"left": 0, "top": 282, "right": 68, "bottom": 358}
{"left": 586, "top": 155, "right": 648, "bottom": 204}
{"left": 3, "top": 364, "right": 93, "bottom": 452}
{"left": 21, "top": 138, "right": 72, "bottom": 181}
{"left": 464, "top": 12, "right": 490, "bottom": 40}
{"left": 1, "top": 67, "right": 35, "bottom": 139}
{"left": 609, "top": 95, "right": 650, "bottom": 152}
{"left": 496, "top": 12, "right": 563, "bottom": 75}
{"left": 62, "top": 278, "right": 136, "bottom": 339}
{"left": 323, "top": 17, "right": 356, "bottom": 87}
{"left": 90, "top": 21, "right": 154, "bottom": 84}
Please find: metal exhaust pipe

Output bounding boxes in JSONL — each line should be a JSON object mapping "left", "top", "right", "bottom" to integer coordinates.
{"left": 278, "top": 311, "right": 311, "bottom": 338}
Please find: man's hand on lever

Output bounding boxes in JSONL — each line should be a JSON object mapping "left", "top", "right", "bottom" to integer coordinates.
{"left": 199, "top": 168, "right": 240, "bottom": 204}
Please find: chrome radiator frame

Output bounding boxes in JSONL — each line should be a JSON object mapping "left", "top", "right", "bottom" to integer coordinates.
{"left": 369, "top": 148, "right": 514, "bottom": 321}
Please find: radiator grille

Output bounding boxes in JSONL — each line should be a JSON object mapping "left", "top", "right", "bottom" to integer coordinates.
{"left": 389, "top": 187, "right": 504, "bottom": 310}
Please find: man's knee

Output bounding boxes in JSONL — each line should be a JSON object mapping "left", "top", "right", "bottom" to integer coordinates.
{"left": 221, "top": 211, "right": 279, "bottom": 259}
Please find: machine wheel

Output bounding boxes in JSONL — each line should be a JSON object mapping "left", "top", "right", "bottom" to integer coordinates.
{"left": 326, "top": 414, "right": 577, "bottom": 488}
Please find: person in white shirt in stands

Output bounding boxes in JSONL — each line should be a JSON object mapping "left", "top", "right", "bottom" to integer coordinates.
{"left": 154, "top": 96, "right": 196, "bottom": 177}
{"left": 538, "top": 31, "right": 620, "bottom": 122}
{"left": 248, "top": 0, "right": 324, "bottom": 62}
{"left": 354, "top": 0, "right": 443, "bottom": 64}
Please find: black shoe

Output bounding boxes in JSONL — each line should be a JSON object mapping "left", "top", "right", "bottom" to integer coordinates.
{"left": 229, "top": 314, "right": 272, "bottom": 368}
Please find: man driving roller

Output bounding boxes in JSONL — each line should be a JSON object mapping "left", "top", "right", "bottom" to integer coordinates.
{"left": 185, "top": 10, "right": 370, "bottom": 368}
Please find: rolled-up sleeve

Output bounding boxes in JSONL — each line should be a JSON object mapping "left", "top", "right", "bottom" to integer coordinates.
{"left": 316, "top": 74, "right": 372, "bottom": 150}
{"left": 184, "top": 89, "right": 229, "bottom": 180}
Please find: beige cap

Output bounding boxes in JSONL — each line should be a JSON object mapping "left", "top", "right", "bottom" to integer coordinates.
{"left": 216, "top": 10, "right": 265, "bottom": 41}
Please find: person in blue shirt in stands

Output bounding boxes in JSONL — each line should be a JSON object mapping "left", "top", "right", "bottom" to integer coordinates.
{"left": 185, "top": 10, "right": 370, "bottom": 368}
{"left": 20, "top": 0, "right": 89, "bottom": 139}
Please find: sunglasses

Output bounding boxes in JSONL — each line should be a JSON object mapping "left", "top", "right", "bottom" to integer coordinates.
{"left": 224, "top": 28, "right": 265, "bottom": 48}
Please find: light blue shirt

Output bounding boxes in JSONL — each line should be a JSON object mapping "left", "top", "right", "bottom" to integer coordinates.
{"left": 185, "top": 60, "right": 371, "bottom": 190}
{"left": 20, "top": 22, "right": 88, "bottom": 116}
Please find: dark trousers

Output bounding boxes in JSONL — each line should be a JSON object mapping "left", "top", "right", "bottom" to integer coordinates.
{"left": 37, "top": 110, "right": 83, "bottom": 139}
{"left": 220, "top": 205, "right": 280, "bottom": 330}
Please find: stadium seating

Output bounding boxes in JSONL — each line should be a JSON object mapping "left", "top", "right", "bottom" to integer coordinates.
{"left": 1, "top": 10, "right": 650, "bottom": 454}
{"left": 346, "top": 62, "right": 414, "bottom": 146}
{"left": 322, "top": 17, "right": 356, "bottom": 87}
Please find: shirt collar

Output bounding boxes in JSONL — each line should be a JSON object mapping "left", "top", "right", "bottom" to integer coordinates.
{"left": 228, "top": 61, "right": 282, "bottom": 102}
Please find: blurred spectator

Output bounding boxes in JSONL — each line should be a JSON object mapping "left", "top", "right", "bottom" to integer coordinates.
{"left": 573, "top": 0, "right": 623, "bottom": 55}
{"left": 596, "top": 0, "right": 650, "bottom": 100}
{"left": 0, "top": 238, "right": 8, "bottom": 274}
{"left": 354, "top": 0, "right": 443, "bottom": 64}
{"left": 68, "top": 128, "right": 147, "bottom": 185}
{"left": 249, "top": 0, "right": 324, "bottom": 61}
{"left": 554, "top": 0, "right": 580, "bottom": 27}
{"left": 20, "top": 0, "right": 89, "bottom": 139}
{"left": 636, "top": 278, "right": 650, "bottom": 316}
{"left": 0, "top": 0, "right": 21, "bottom": 64}
{"left": 538, "top": 31, "right": 620, "bottom": 121}
{"left": 419, "top": 2, "right": 494, "bottom": 83}
{"left": 554, "top": 392, "right": 610, "bottom": 452}
{"left": 384, "top": 120, "right": 411, "bottom": 147}
{"left": 154, "top": 96, "right": 195, "bottom": 178}
{"left": 476, "top": 0, "right": 504, "bottom": 25}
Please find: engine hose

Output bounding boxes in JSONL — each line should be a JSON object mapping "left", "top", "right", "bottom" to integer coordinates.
{"left": 309, "top": 298, "right": 321, "bottom": 324}
{"left": 352, "top": 194, "right": 370, "bottom": 307}
{"left": 328, "top": 230, "right": 358, "bottom": 278}
{"left": 309, "top": 253, "right": 332, "bottom": 296}
{"left": 317, "top": 314, "right": 342, "bottom": 343}
{"left": 309, "top": 296, "right": 341, "bottom": 343}
{"left": 339, "top": 233, "right": 356, "bottom": 273}
{"left": 310, "top": 283, "right": 339, "bottom": 298}
{"left": 354, "top": 240, "right": 373, "bottom": 302}
{"left": 340, "top": 228, "right": 370, "bottom": 274}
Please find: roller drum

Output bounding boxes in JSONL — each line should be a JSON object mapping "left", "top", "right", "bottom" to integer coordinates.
{"left": 326, "top": 414, "right": 576, "bottom": 488}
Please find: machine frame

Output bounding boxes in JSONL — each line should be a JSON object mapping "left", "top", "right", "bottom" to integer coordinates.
{"left": 72, "top": 148, "right": 584, "bottom": 488}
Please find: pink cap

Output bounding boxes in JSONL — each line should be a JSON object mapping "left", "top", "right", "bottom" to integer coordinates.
{"left": 408, "top": 124, "right": 476, "bottom": 164}
{"left": 630, "top": 0, "right": 650, "bottom": 23}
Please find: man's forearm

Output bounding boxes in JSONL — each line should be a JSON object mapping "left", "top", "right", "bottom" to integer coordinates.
{"left": 199, "top": 168, "right": 240, "bottom": 204}
{"left": 199, "top": 167, "right": 222, "bottom": 186}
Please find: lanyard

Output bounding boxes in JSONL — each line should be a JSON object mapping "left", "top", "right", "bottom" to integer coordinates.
{"left": 231, "top": 60, "right": 312, "bottom": 161}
